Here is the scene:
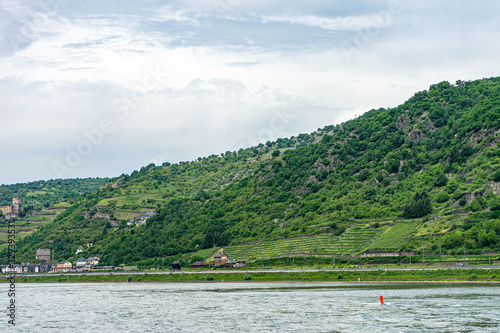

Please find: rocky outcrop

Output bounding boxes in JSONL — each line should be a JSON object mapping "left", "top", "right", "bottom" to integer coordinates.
{"left": 395, "top": 113, "right": 410, "bottom": 131}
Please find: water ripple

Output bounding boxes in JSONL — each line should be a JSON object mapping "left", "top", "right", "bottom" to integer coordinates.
{"left": 1, "top": 282, "right": 499, "bottom": 332}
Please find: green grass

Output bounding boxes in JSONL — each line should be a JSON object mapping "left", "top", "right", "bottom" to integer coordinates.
{"left": 192, "top": 247, "right": 218, "bottom": 261}
{"left": 3, "top": 268, "right": 500, "bottom": 283}
{"left": 52, "top": 202, "right": 72, "bottom": 208}
{"left": 113, "top": 211, "right": 143, "bottom": 220}
{"left": 24, "top": 190, "right": 47, "bottom": 196}
{"left": 98, "top": 193, "right": 160, "bottom": 207}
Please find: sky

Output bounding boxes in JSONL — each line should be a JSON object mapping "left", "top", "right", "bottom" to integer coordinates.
{"left": 1, "top": 0, "right": 500, "bottom": 185}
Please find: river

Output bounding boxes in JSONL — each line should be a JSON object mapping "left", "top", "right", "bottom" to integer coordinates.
{"left": 2, "top": 282, "right": 500, "bottom": 332}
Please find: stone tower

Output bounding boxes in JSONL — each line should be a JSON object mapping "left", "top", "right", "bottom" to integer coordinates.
{"left": 12, "top": 195, "right": 22, "bottom": 216}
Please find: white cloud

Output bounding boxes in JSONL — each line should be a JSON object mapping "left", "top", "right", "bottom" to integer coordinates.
{"left": 261, "top": 13, "right": 392, "bottom": 31}
{"left": 151, "top": 5, "right": 201, "bottom": 25}
{"left": 2, "top": 0, "right": 500, "bottom": 184}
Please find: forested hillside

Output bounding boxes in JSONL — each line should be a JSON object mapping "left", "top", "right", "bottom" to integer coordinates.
{"left": 0, "top": 178, "right": 110, "bottom": 210}
{"left": 4, "top": 77, "right": 500, "bottom": 266}
{"left": 0, "top": 178, "right": 110, "bottom": 252}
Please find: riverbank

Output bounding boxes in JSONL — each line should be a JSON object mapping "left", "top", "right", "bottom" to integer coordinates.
{"left": 3, "top": 268, "right": 500, "bottom": 283}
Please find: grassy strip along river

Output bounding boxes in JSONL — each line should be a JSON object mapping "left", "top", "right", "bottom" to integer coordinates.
{"left": 2, "top": 266, "right": 500, "bottom": 283}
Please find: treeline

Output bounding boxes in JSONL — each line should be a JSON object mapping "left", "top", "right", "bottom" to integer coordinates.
{"left": 0, "top": 178, "right": 110, "bottom": 208}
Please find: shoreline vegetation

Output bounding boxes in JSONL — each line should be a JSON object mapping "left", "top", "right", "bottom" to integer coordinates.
{"left": 2, "top": 267, "right": 500, "bottom": 284}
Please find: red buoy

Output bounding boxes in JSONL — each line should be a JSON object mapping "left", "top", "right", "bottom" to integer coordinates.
{"left": 380, "top": 295, "right": 384, "bottom": 304}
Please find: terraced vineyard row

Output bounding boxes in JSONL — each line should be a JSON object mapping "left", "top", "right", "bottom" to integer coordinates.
{"left": 222, "top": 226, "right": 384, "bottom": 261}
{"left": 223, "top": 234, "right": 337, "bottom": 261}
{"left": 332, "top": 226, "right": 383, "bottom": 256}
{"left": 367, "top": 221, "right": 421, "bottom": 250}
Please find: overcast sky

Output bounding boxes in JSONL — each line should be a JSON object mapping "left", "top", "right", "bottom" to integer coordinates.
{"left": 1, "top": 0, "right": 499, "bottom": 185}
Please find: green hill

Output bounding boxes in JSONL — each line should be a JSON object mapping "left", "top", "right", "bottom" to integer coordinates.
{"left": 0, "top": 178, "right": 110, "bottom": 209}
{"left": 0, "top": 178, "right": 109, "bottom": 251}
{"left": 3, "top": 77, "right": 500, "bottom": 266}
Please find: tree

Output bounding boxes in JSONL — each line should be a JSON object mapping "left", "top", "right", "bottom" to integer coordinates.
{"left": 403, "top": 191, "right": 432, "bottom": 218}
{"left": 387, "top": 158, "right": 399, "bottom": 173}
{"left": 272, "top": 150, "right": 281, "bottom": 157}
{"left": 492, "top": 170, "right": 500, "bottom": 182}
{"left": 434, "top": 173, "right": 448, "bottom": 187}
{"left": 486, "top": 230, "right": 497, "bottom": 246}
{"left": 435, "top": 192, "right": 449, "bottom": 203}
{"left": 490, "top": 198, "right": 500, "bottom": 211}
{"left": 443, "top": 230, "right": 463, "bottom": 249}
{"left": 470, "top": 199, "right": 481, "bottom": 212}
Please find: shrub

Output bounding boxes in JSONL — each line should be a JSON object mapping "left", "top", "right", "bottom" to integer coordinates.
{"left": 205, "top": 275, "right": 214, "bottom": 281}
{"left": 492, "top": 170, "right": 500, "bottom": 182}
{"left": 244, "top": 274, "right": 252, "bottom": 280}
{"left": 435, "top": 192, "right": 449, "bottom": 203}
{"left": 469, "top": 273, "right": 477, "bottom": 280}
{"left": 470, "top": 200, "right": 481, "bottom": 212}
{"left": 434, "top": 173, "right": 448, "bottom": 187}
{"left": 127, "top": 276, "right": 133, "bottom": 282}
{"left": 490, "top": 198, "right": 500, "bottom": 211}
{"left": 337, "top": 274, "right": 343, "bottom": 280}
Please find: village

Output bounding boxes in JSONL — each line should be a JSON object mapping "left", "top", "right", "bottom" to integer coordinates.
{"left": 0, "top": 245, "right": 248, "bottom": 274}
{"left": 0, "top": 245, "right": 103, "bottom": 274}
{"left": 1, "top": 195, "right": 250, "bottom": 273}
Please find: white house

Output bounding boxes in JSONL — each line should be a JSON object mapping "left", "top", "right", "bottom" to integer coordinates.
{"left": 76, "top": 257, "right": 86, "bottom": 268}
{"left": 86, "top": 257, "right": 99, "bottom": 266}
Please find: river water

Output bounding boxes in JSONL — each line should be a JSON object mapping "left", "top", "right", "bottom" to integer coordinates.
{"left": 2, "top": 282, "right": 500, "bottom": 332}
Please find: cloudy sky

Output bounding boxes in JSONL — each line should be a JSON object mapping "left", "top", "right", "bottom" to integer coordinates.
{"left": 1, "top": 0, "right": 499, "bottom": 184}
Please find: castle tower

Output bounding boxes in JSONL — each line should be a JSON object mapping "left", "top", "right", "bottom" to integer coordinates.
{"left": 12, "top": 195, "right": 22, "bottom": 217}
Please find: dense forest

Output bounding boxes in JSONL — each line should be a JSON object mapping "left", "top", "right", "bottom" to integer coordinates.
{"left": 3, "top": 77, "right": 500, "bottom": 265}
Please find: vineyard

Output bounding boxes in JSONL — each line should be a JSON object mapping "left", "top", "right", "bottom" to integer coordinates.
{"left": 222, "top": 234, "right": 336, "bottom": 261}
{"left": 332, "top": 226, "right": 383, "bottom": 256}
{"left": 220, "top": 225, "right": 384, "bottom": 261}
{"left": 367, "top": 221, "right": 421, "bottom": 250}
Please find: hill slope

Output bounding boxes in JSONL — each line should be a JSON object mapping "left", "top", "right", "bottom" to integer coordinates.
{"left": 0, "top": 178, "right": 110, "bottom": 209}
{"left": 0, "top": 178, "right": 110, "bottom": 252}
{"left": 4, "top": 77, "right": 500, "bottom": 265}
